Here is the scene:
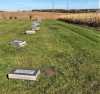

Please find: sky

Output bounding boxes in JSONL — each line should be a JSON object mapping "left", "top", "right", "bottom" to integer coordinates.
{"left": 0, "top": 0, "right": 99, "bottom": 11}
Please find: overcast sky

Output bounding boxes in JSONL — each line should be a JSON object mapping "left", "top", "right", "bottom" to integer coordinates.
{"left": 0, "top": 0, "right": 99, "bottom": 11}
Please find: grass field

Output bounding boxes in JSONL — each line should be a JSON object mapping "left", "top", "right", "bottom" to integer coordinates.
{"left": 0, "top": 19, "right": 100, "bottom": 94}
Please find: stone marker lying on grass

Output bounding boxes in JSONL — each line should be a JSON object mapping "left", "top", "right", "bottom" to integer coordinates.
{"left": 32, "top": 26, "right": 40, "bottom": 31}
{"left": 32, "top": 21, "right": 40, "bottom": 27}
{"left": 32, "top": 25, "right": 40, "bottom": 31}
{"left": 25, "top": 30, "right": 36, "bottom": 34}
{"left": 32, "top": 22, "right": 40, "bottom": 30}
{"left": 10, "top": 40, "right": 27, "bottom": 47}
{"left": 7, "top": 69, "right": 40, "bottom": 81}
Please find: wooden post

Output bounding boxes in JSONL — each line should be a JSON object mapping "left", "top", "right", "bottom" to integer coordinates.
{"left": 29, "top": 15, "right": 32, "bottom": 20}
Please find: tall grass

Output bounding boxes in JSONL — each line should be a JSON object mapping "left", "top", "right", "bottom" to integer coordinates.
{"left": 59, "top": 13, "right": 100, "bottom": 27}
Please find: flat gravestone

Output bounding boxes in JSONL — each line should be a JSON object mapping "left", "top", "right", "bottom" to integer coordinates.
{"left": 11, "top": 40, "right": 27, "bottom": 47}
{"left": 32, "top": 21, "right": 40, "bottom": 27}
{"left": 32, "top": 21, "right": 40, "bottom": 29}
{"left": 8, "top": 69, "right": 40, "bottom": 81}
{"left": 32, "top": 25, "right": 37, "bottom": 30}
{"left": 25, "top": 30, "right": 36, "bottom": 34}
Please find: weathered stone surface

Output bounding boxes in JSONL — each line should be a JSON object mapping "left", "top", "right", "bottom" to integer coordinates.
{"left": 8, "top": 69, "right": 40, "bottom": 81}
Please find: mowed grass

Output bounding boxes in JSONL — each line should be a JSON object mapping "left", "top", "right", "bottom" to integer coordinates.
{"left": 0, "top": 19, "right": 100, "bottom": 94}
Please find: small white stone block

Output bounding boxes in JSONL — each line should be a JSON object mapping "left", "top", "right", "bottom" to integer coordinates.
{"left": 8, "top": 69, "right": 40, "bottom": 81}
{"left": 25, "top": 30, "right": 36, "bottom": 34}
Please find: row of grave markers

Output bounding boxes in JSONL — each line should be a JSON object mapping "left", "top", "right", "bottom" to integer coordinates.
{"left": 8, "top": 19, "right": 41, "bottom": 81}
{"left": 10, "top": 19, "right": 41, "bottom": 48}
{"left": 25, "top": 19, "right": 41, "bottom": 34}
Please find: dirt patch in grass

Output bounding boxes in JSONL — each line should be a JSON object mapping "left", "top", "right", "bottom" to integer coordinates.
{"left": 0, "top": 32, "right": 6, "bottom": 35}
{"left": 42, "top": 67, "right": 56, "bottom": 77}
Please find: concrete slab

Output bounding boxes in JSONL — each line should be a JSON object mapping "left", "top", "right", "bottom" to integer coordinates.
{"left": 11, "top": 40, "right": 27, "bottom": 47}
{"left": 8, "top": 69, "right": 40, "bottom": 81}
{"left": 25, "top": 30, "right": 36, "bottom": 34}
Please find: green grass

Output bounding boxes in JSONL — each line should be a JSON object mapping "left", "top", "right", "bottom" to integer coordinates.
{"left": 0, "top": 19, "right": 100, "bottom": 94}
